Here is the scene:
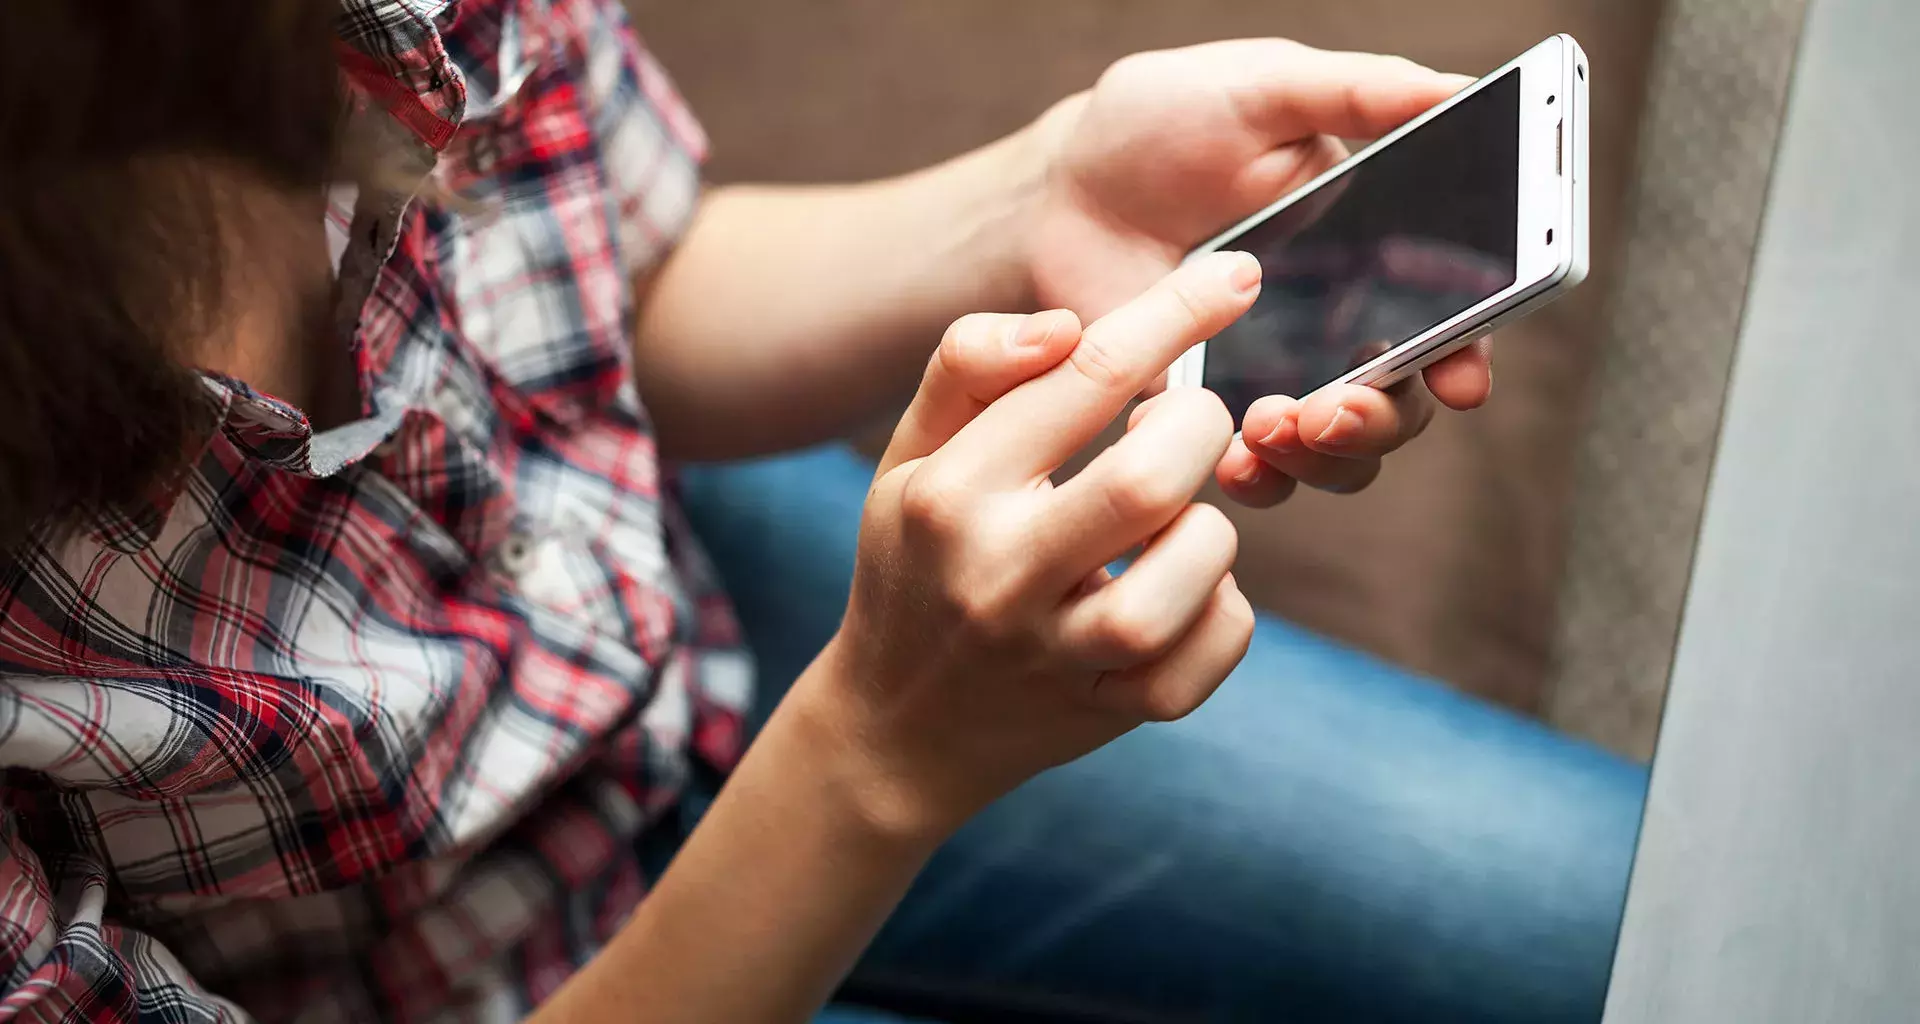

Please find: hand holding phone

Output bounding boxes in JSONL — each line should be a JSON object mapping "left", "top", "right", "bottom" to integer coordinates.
{"left": 1165, "top": 35, "right": 1591, "bottom": 501}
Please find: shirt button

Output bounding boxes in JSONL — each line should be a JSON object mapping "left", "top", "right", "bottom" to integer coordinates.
{"left": 429, "top": 388, "right": 469, "bottom": 431}
{"left": 469, "top": 134, "right": 498, "bottom": 175}
{"left": 493, "top": 531, "right": 537, "bottom": 578}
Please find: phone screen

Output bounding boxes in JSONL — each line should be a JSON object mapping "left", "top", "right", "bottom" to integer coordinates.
{"left": 1201, "top": 68, "right": 1522, "bottom": 423}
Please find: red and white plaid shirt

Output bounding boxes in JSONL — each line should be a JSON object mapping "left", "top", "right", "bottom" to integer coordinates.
{"left": 0, "top": 2, "right": 749, "bottom": 1020}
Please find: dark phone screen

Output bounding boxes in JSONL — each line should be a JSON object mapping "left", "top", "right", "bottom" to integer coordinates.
{"left": 1202, "top": 69, "right": 1521, "bottom": 424}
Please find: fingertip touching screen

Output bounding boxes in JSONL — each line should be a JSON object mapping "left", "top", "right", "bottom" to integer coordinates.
{"left": 1202, "top": 68, "right": 1522, "bottom": 423}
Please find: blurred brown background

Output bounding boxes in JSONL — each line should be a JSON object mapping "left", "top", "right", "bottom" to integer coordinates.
{"left": 631, "top": 0, "right": 1666, "bottom": 723}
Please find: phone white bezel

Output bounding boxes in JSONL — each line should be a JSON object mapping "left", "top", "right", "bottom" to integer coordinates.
{"left": 1166, "top": 34, "right": 1590, "bottom": 398}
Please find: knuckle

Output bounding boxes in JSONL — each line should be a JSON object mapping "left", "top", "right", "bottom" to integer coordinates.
{"left": 868, "top": 460, "right": 917, "bottom": 506}
{"left": 919, "top": 515, "right": 1038, "bottom": 642}
{"left": 1095, "top": 599, "right": 1175, "bottom": 664}
{"left": 1342, "top": 80, "right": 1371, "bottom": 135}
{"left": 1099, "top": 50, "right": 1164, "bottom": 89}
{"left": 951, "top": 582, "right": 1022, "bottom": 640}
{"left": 898, "top": 468, "right": 973, "bottom": 538}
{"left": 1382, "top": 54, "right": 1429, "bottom": 78}
{"left": 1066, "top": 332, "right": 1130, "bottom": 392}
{"left": 1185, "top": 502, "right": 1241, "bottom": 563}
{"left": 947, "top": 561, "right": 1038, "bottom": 645}
{"left": 1101, "top": 459, "right": 1187, "bottom": 524}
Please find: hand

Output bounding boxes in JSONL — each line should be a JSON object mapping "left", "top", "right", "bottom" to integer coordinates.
{"left": 801, "top": 252, "right": 1261, "bottom": 839}
{"left": 1022, "top": 39, "right": 1493, "bottom": 506}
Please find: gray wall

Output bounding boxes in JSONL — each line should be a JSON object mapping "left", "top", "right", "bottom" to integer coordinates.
{"left": 1603, "top": 0, "right": 1920, "bottom": 1019}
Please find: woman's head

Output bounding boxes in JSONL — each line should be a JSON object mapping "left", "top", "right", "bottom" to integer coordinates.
{"left": 0, "top": 2, "right": 343, "bottom": 553}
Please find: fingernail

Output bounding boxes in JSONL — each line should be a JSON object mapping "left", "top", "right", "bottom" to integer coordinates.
{"left": 1257, "top": 410, "right": 1299, "bottom": 454}
{"left": 1224, "top": 251, "right": 1262, "bottom": 294}
{"left": 1233, "top": 463, "right": 1263, "bottom": 487}
{"left": 1021, "top": 307, "right": 1082, "bottom": 351}
{"left": 1315, "top": 405, "right": 1363, "bottom": 448}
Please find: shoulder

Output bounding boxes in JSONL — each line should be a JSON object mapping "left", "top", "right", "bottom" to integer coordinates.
{"left": 441, "top": 0, "right": 706, "bottom": 158}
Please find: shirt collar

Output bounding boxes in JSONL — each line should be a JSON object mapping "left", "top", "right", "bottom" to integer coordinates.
{"left": 199, "top": 1, "right": 468, "bottom": 481}
{"left": 333, "top": 0, "right": 467, "bottom": 147}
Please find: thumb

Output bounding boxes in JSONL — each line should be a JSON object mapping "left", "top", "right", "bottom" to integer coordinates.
{"left": 877, "top": 309, "right": 1082, "bottom": 476}
{"left": 1195, "top": 40, "right": 1470, "bottom": 143}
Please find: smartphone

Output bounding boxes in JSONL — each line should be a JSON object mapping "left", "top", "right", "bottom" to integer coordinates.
{"left": 1165, "top": 34, "right": 1590, "bottom": 423}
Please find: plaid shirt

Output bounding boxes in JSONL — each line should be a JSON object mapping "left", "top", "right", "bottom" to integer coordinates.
{"left": 0, "top": 2, "right": 750, "bottom": 1020}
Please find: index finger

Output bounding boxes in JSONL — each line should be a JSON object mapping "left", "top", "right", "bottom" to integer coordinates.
{"left": 934, "top": 251, "right": 1261, "bottom": 486}
{"left": 876, "top": 309, "right": 1082, "bottom": 477}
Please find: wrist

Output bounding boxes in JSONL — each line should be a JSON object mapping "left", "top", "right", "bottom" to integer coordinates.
{"left": 771, "top": 636, "right": 975, "bottom": 850}
{"left": 999, "top": 92, "right": 1087, "bottom": 312}
{"left": 895, "top": 99, "right": 1069, "bottom": 317}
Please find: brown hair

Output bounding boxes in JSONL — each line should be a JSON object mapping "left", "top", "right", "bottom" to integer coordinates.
{"left": 0, "top": 2, "right": 344, "bottom": 556}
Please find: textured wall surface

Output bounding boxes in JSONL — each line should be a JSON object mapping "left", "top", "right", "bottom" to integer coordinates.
{"left": 1548, "top": 0, "right": 1809, "bottom": 758}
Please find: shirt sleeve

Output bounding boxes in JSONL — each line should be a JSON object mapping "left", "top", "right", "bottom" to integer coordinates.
{"left": 0, "top": 810, "right": 248, "bottom": 1024}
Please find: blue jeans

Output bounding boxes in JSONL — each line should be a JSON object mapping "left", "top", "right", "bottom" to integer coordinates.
{"left": 677, "top": 445, "right": 1647, "bottom": 1024}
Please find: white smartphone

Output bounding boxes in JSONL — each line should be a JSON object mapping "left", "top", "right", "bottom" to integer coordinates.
{"left": 1166, "top": 34, "right": 1590, "bottom": 423}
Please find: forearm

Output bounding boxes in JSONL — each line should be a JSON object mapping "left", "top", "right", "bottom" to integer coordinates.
{"left": 633, "top": 119, "right": 1052, "bottom": 461}
{"left": 530, "top": 648, "right": 943, "bottom": 1023}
